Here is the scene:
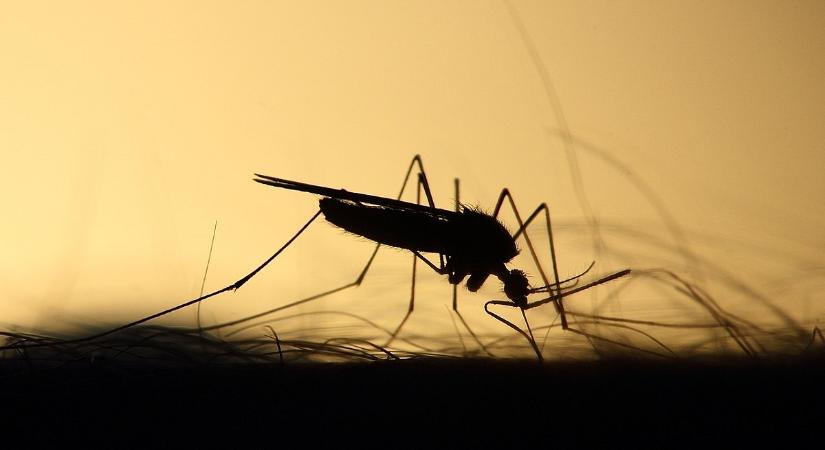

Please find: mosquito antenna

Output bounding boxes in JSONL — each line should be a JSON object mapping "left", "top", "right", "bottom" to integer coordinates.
{"left": 529, "top": 261, "right": 596, "bottom": 293}
{"left": 525, "top": 269, "right": 632, "bottom": 310}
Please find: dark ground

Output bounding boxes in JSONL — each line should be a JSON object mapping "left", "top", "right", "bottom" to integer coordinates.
{"left": 2, "top": 355, "right": 823, "bottom": 449}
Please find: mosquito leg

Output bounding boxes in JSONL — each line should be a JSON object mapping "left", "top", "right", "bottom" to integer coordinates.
{"left": 444, "top": 176, "right": 494, "bottom": 356}
{"left": 388, "top": 172, "right": 492, "bottom": 355}
{"left": 402, "top": 155, "right": 449, "bottom": 274}
{"left": 335, "top": 156, "right": 440, "bottom": 291}
{"left": 492, "top": 190, "right": 566, "bottom": 329}
{"left": 231, "top": 211, "right": 322, "bottom": 290}
{"left": 384, "top": 173, "right": 429, "bottom": 347}
{"left": 384, "top": 155, "right": 470, "bottom": 347}
{"left": 452, "top": 177, "right": 460, "bottom": 310}
{"left": 0, "top": 210, "right": 323, "bottom": 352}
{"left": 401, "top": 157, "right": 448, "bottom": 268}
{"left": 3, "top": 158, "right": 450, "bottom": 354}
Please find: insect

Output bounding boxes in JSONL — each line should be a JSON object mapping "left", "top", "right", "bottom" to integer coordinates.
{"left": 247, "top": 155, "right": 630, "bottom": 360}
{"left": 0, "top": 155, "right": 628, "bottom": 360}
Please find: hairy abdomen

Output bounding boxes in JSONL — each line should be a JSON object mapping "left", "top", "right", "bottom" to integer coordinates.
{"left": 320, "top": 198, "right": 454, "bottom": 254}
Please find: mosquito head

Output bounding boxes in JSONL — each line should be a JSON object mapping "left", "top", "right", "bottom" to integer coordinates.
{"left": 501, "top": 269, "right": 529, "bottom": 308}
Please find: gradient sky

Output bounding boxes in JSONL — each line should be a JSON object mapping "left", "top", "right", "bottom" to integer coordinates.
{"left": 2, "top": 1, "right": 823, "bottom": 354}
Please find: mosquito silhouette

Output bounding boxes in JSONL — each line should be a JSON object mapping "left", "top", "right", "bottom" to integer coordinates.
{"left": 0, "top": 155, "right": 628, "bottom": 360}
{"left": 246, "top": 155, "right": 629, "bottom": 360}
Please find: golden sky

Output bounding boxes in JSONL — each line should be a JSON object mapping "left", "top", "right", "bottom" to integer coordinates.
{"left": 2, "top": 1, "right": 824, "bottom": 355}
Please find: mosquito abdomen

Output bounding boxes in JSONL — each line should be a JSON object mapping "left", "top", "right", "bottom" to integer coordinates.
{"left": 319, "top": 198, "right": 452, "bottom": 254}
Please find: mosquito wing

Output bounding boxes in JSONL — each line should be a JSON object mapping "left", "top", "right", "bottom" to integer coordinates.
{"left": 253, "top": 173, "right": 456, "bottom": 217}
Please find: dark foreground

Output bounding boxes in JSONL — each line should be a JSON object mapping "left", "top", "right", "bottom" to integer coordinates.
{"left": 2, "top": 356, "right": 823, "bottom": 448}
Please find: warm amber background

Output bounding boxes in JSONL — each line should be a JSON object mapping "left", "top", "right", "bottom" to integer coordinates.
{"left": 2, "top": 1, "right": 823, "bottom": 355}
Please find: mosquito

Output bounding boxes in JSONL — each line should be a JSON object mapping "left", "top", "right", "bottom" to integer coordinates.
{"left": 0, "top": 155, "right": 628, "bottom": 360}
{"left": 246, "top": 155, "right": 630, "bottom": 360}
